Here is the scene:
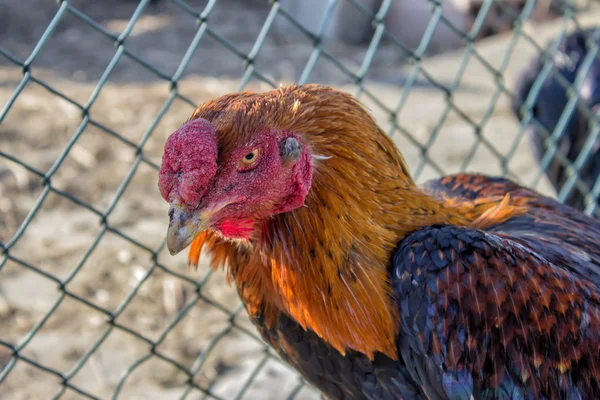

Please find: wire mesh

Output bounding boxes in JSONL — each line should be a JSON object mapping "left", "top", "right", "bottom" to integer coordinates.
{"left": 0, "top": 0, "right": 599, "bottom": 399}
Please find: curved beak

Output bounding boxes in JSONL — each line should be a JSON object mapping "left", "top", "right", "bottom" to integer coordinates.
{"left": 166, "top": 204, "right": 208, "bottom": 255}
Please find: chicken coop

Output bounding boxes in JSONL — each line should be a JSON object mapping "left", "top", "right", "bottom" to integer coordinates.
{"left": 1, "top": 0, "right": 599, "bottom": 399}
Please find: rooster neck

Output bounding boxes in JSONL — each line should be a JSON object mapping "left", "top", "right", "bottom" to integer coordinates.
{"left": 251, "top": 178, "right": 468, "bottom": 360}
{"left": 240, "top": 107, "right": 472, "bottom": 359}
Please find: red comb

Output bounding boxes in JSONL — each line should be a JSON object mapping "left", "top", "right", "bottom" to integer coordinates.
{"left": 158, "top": 118, "right": 218, "bottom": 206}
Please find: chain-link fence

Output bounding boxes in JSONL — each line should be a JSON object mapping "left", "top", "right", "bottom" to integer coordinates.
{"left": 1, "top": 0, "right": 599, "bottom": 399}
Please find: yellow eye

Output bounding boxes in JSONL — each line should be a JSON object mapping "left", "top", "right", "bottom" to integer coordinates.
{"left": 242, "top": 149, "right": 260, "bottom": 165}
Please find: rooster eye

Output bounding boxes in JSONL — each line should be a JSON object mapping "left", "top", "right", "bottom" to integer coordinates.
{"left": 241, "top": 149, "right": 260, "bottom": 165}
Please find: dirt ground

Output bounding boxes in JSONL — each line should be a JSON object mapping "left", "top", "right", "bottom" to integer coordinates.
{"left": 1, "top": 1, "right": 599, "bottom": 399}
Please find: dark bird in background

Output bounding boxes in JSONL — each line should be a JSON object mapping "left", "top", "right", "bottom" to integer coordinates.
{"left": 160, "top": 84, "right": 600, "bottom": 399}
{"left": 512, "top": 27, "right": 600, "bottom": 213}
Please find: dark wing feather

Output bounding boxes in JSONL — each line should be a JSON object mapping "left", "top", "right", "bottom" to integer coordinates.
{"left": 392, "top": 225, "right": 600, "bottom": 399}
{"left": 423, "top": 173, "right": 600, "bottom": 286}
{"left": 396, "top": 174, "right": 600, "bottom": 399}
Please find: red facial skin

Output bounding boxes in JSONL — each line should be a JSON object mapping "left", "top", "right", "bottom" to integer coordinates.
{"left": 158, "top": 118, "right": 313, "bottom": 240}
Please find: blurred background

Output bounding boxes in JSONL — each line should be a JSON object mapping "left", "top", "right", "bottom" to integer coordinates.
{"left": 1, "top": 0, "right": 599, "bottom": 399}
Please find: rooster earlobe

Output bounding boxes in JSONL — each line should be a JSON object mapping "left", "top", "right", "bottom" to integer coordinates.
{"left": 280, "top": 136, "right": 302, "bottom": 166}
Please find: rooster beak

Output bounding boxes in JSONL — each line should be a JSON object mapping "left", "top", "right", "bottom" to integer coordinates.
{"left": 166, "top": 204, "right": 209, "bottom": 256}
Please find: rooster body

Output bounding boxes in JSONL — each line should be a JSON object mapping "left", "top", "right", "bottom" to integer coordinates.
{"left": 219, "top": 174, "right": 600, "bottom": 400}
{"left": 159, "top": 85, "right": 600, "bottom": 399}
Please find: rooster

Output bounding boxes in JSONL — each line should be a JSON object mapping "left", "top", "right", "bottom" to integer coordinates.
{"left": 159, "top": 84, "right": 600, "bottom": 399}
{"left": 512, "top": 28, "right": 600, "bottom": 213}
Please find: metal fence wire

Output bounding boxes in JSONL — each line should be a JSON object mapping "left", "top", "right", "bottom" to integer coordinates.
{"left": 1, "top": 0, "right": 599, "bottom": 399}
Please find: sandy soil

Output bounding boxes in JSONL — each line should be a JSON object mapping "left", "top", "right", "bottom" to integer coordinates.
{"left": 1, "top": 1, "right": 599, "bottom": 399}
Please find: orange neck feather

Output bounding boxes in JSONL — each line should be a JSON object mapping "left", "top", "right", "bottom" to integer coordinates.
{"left": 186, "top": 85, "right": 524, "bottom": 360}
